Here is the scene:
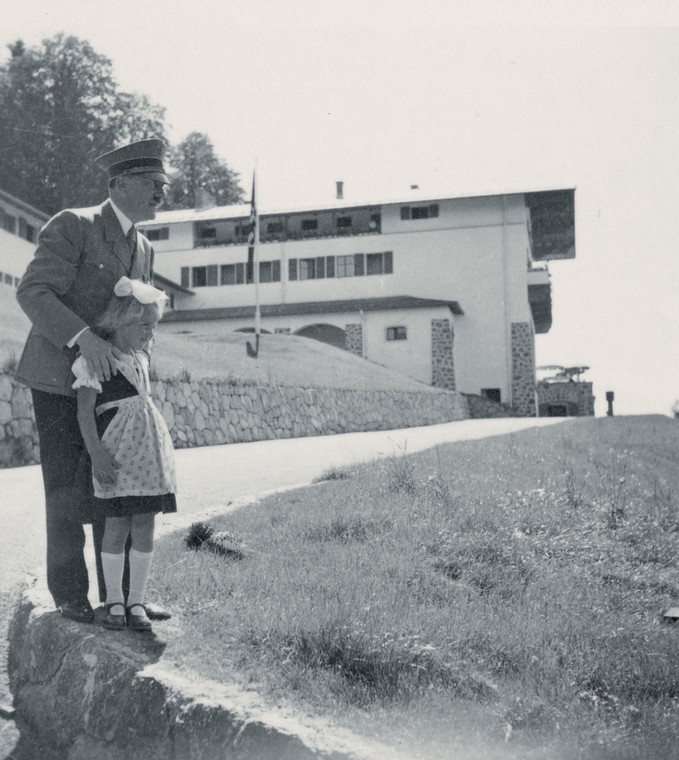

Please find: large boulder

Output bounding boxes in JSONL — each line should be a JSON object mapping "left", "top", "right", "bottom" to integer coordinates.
{"left": 8, "top": 578, "right": 391, "bottom": 760}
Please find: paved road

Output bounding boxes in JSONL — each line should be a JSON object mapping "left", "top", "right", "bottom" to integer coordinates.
{"left": 0, "top": 416, "right": 566, "bottom": 755}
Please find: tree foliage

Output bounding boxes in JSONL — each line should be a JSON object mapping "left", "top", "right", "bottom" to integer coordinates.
{"left": 0, "top": 34, "right": 167, "bottom": 215}
{"left": 0, "top": 34, "right": 244, "bottom": 216}
{"left": 167, "top": 132, "right": 244, "bottom": 209}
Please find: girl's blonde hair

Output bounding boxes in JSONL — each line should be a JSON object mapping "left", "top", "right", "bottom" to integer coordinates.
{"left": 94, "top": 296, "right": 162, "bottom": 340}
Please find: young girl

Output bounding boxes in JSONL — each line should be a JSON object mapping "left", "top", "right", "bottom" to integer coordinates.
{"left": 73, "top": 276, "right": 176, "bottom": 633}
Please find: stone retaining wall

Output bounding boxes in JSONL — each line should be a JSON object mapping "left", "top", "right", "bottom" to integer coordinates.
{"left": 464, "top": 393, "right": 524, "bottom": 419}
{"left": 0, "top": 372, "right": 470, "bottom": 468}
{"left": 8, "top": 580, "right": 390, "bottom": 760}
{"left": 0, "top": 374, "right": 40, "bottom": 467}
{"left": 152, "top": 379, "right": 469, "bottom": 449}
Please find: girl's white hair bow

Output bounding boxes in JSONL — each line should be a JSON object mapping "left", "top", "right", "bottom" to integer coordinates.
{"left": 113, "top": 276, "right": 168, "bottom": 307}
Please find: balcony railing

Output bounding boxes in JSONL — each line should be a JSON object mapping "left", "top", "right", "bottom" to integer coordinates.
{"left": 194, "top": 226, "right": 381, "bottom": 248}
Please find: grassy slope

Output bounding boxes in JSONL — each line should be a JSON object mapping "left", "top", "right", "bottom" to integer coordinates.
{"left": 155, "top": 416, "right": 679, "bottom": 760}
{"left": 0, "top": 290, "right": 436, "bottom": 392}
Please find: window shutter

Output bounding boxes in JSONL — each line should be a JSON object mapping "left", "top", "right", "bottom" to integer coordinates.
{"left": 273, "top": 260, "right": 281, "bottom": 282}
{"left": 207, "top": 265, "right": 218, "bottom": 286}
{"left": 354, "top": 253, "right": 365, "bottom": 276}
{"left": 384, "top": 251, "right": 393, "bottom": 274}
{"left": 430, "top": 204, "right": 439, "bottom": 218}
{"left": 326, "top": 256, "right": 335, "bottom": 278}
{"left": 400, "top": 207, "right": 410, "bottom": 220}
{"left": 181, "top": 267, "right": 189, "bottom": 288}
{"left": 316, "top": 257, "right": 326, "bottom": 279}
{"left": 289, "top": 259, "right": 297, "bottom": 281}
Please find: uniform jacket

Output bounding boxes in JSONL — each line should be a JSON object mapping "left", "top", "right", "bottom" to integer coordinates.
{"left": 15, "top": 199, "right": 155, "bottom": 396}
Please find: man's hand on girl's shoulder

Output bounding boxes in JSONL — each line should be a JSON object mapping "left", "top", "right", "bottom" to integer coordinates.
{"left": 77, "top": 329, "right": 123, "bottom": 381}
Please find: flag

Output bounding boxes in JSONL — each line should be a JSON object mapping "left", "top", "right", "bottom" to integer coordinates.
{"left": 246, "top": 172, "right": 256, "bottom": 284}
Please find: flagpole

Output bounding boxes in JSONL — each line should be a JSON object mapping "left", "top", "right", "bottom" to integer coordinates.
{"left": 253, "top": 160, "right": 260, "bottom": 354}
{"left": 246, "top": 162, "right": 260, "bottom": 358}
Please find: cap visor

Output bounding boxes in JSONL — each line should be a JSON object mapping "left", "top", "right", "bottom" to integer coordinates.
{"left": 145, "top": 171, "right": 171, "bottom": 185}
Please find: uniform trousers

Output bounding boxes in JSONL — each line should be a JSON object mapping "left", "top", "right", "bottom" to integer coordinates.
{"left": 31, "top": 389, "right": 129, "bottom": 606}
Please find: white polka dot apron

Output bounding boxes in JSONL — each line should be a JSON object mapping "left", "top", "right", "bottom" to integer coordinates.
{"left": 92, "top": 352, "right": 176, "bottom": 499}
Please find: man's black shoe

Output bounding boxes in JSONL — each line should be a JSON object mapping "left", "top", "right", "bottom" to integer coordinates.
{"left": 58, "top": 601, "right": 94, "bottom": 623}
{"left": 144, "top": 602, "right": 171, "bottom": 621}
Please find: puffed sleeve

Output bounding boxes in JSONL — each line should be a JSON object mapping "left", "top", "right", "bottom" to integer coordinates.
{"left": 71, "top": 355, "right": 102, "bottom": 392}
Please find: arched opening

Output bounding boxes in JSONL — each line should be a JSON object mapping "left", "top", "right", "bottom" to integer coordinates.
{"left": 295, "top": 323, "right": 346, "bottom": 349}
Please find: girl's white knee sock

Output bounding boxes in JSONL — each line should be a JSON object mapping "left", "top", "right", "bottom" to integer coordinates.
{"left": 101, "top": 551, "right": 125, "bottom": 613}
{"left": 127, "top": 548, "right": 154, "bottom": 609}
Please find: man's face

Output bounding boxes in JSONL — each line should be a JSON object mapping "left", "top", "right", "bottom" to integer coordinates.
{"left": 120, "top": 174, "right": 168, "bottom": 222}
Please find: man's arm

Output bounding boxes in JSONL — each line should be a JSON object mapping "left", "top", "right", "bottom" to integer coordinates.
{"left": 76, "top": 387, "right": 118, "bottom": 484}
{"left": 17, "top": 210, "right": 120, "bottom": 379}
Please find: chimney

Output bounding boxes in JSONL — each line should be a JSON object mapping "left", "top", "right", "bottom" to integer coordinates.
{"left": 336, "top": 181, "right": 344, "bottom": 200}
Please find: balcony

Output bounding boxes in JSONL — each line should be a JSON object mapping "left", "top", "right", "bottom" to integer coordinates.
{"left": 527, "top": 267, "right": 551, "bottom": 333}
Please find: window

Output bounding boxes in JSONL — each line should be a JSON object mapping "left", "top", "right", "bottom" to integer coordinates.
{"left": 275, "top": 327, "right": 291, "bottom": 334}
{"left": 336, "top": 254, "right": 355, "bottom": 277}
{"left": 192, "top": 267, "right": 207, "bottom": 287}
{"left": 191, "top": 266, "right": 218, "bottom": 287}
{"left": 336, "top": 216, "right": 352, "bottom": 228}
{"left": 401, "top": 204, "right": 439, "bottom": 220}
{"left": 197, "top": 226, "right": 216, "bottom": 239}
{"left": 221, "top": 263, "right": 246, "bottom": 285}
{"left": 386, "top": 326, "right": 407, "bottom": 341}
{"left": 370, "top": 213, "right": 381, "bottom": 232}
{"left": 25, "top": 224, "right": 36, "bottom": 243}
{"left": 3, "top": 214, "right": 16, "bottom": 234}
{"left": 299, "top": 258, "right": 316, "bottom": 280}
{"left": 301, "top": 219, "right": 318, "bottom": 231}
{"left": 366, "top": 251, "right": 393, "bottom": 276}
{"left": 146, "top": 227, "right": 169, "bottom": 241}
{"left": 267, "top": 221, "right": 284, "bottom": 234}
{"left": 481, "top": 388, "right": 502, "bottom": 403}
{"left": 259, "top": 260, "right": 281, "bottom": 283}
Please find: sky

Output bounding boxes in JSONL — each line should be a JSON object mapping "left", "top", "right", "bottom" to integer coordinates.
{"left": 3, "top": 0, "right": 679, "bottom": 417}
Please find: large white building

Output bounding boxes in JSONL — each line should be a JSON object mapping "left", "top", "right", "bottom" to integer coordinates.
{"left": 141, "top": 185, "right": 574, "bottom": 416}
{"left": 0, "top": 189, "right": 49, "bottom": 290}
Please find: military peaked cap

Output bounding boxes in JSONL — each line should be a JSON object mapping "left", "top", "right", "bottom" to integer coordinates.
{"left": 95, "top": 138, "right": 170, "bottom": 184}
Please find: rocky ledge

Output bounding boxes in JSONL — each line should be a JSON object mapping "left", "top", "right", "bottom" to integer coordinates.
{"left": 8, "top": 578, "right": 391, "bottom": 760}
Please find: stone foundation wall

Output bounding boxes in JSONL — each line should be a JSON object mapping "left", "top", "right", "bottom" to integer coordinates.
{"left": 0, "top": 371, "right": 469, "bottom": 467}
{"left": 344, "top": 323, "right": 363, "bottom": 356}
{"left": 511, "top": 322, "right": 536, "bottom": 417}
{"left": 431, "top": 318, "right": 455, "bottom": 390}
{"left": 537, "top": 381, "right": 595, "bottom": 416}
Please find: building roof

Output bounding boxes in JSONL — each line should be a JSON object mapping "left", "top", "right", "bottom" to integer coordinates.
{"left": 141, "top": 186, "right": 575, "bottom": 227}
{"left": 161, "top": 295, "right": 463, "bottom": 323}
{"left": 0, "top": 188, "right": 50, "bottom": 222}
{"left": 153, "top": 272, "right": 194, "bottom": 295}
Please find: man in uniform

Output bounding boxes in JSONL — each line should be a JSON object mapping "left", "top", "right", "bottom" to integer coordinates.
{"left": 16, "top": 138, "right": 172, "bottom": 623}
